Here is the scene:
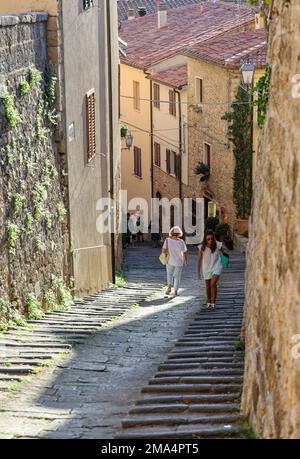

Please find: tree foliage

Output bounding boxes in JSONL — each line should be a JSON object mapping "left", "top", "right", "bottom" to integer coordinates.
{"left": 222, "top": 83, "right": 253, "bottom": 219}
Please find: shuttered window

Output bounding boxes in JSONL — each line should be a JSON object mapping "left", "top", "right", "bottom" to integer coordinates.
{"left": 204, "top": 143, "right": 211, "bottom": 168}
{"left": 86, "top": 89, "right": 96, "bottom": 162}
{"left": 154, "top": 83, "right": 160, "bottom": 109}
{"left": 175, "top": 154, "right": 181, "bottom": 179}
{"left": 133, "top": 81, "right": 140, "bottom": 111}
{"left": 169, "top": 90, "right": 176, "bottom": 116}
{"left": 154, "top": 142, "right": 161, "bottom": 167}
{"left": 134, "top": 146, "right": 142, "bottom": 177}
{"left": 195, "top": 77, "right": 203, "bottom": 104}
{"left": 166, "top": 149, "right": 171, "bottom": 174}
{"left": 83, "top": 0, "right": 94, "bottom": 10}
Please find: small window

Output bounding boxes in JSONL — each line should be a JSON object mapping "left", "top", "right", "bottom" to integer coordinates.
{"left": 154, "top": 142, "right": 161, "bottom": 167}
{"left": 166, "top": 149, "right": 171, "bottom": 174}
{"left": 204, "top": 143, "right": 211, "bottom": 168}
{"left": 195, "top": 77, "right": 203, "bottom": 104}
{"left": 86, "top": 89, "right": 96, "bottom": 162}
{"left": 169, "top": 90, "right": 176, "bottom": 116}
{"left": 154, "top": 83, "right": 160, "bottom": 109}
{"left": 175, "top": 154, "right": 181, "bottom": 179}
{"left": 134, "top": 146, "right": 142, "bottom": 177}
{"left": 133, "top": 81, "right": 140, "bottom": 111}
{"left": 83, "top": 0, "right": 94, "bottom": 10}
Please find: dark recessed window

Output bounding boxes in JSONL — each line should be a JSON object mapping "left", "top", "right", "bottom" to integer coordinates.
{"left": 134, "top": 147, "right": 142, "bottom": 177}
{"left": 83, "top": 0, "right": 94, "bottom": 11}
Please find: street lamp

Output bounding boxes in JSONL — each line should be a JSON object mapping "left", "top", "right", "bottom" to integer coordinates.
{"left": 240, "top": 62, "right": 256, "bottom": 87}
{"left": 125, "top": 133, "right": 133, "bottom": 149}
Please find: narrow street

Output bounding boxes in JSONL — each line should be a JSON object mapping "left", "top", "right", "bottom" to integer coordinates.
{"left": 0, "top": 245, "right": 245, "bottom": 439}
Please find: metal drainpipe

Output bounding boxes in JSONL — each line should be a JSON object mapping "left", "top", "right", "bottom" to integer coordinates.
{"left": 175, "top": 88, "right": 183, "bottom": 230}
{"left": 150, "top": 79, "right": 154, "bottom": 200}
{"left": 106, "top": 0, "right": 116, "bottom": 284}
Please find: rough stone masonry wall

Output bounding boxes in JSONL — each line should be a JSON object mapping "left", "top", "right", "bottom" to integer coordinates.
{"left": 242, "top": 0, "right": 300, "bottom": 438}
{"left": 0, "top": 14, "right": 67, "bottom": 315}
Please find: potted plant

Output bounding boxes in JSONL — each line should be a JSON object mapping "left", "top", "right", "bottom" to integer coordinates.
{"left": 194, "top": 162, "right": 210, "bottom": 181}
{"left": 205, "top": 216, "right": 219, "bottom": 231}
{"left": 120, "top": 123, "right": 128, "bottom": 138}
{"left": 215, "top": 223, "right": 234, "bottom": 250}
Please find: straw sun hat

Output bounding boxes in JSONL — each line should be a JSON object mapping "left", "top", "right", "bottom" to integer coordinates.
{"left": 169, "top": 226, "right": 183, "bottom": 237}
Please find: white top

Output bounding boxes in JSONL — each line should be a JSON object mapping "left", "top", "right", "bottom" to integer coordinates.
{"left": 199, "top": 241, "right": 223, "bottom": 273}
{"left": 163, "top": 238, "right": 187, "bottom": 267}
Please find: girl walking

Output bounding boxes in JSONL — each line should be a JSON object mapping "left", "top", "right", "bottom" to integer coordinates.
{"left": 162, "top": 226, "right": 188, "bottom": 296}
{"left": 197, "top": 229, "right": 225, "bottom": 309}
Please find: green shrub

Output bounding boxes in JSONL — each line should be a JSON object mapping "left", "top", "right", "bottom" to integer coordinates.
{"left": 6, "top": 223, "right": 21, "bottom": 255}
{"left": 19, "top": 80, "right": 30, "bottom": 96}
{"left": 28, "top": 67, "right": 42, "bottom": 87}
{"left": 205, "top": 217, "right": 219, "bottom": 231}
{"left": 215, "top": 223, "right": 230, "bottom": 237}
{"left": 12, "top": 193, "right": 26, "bottom": 214}
{"left": 56, "top": 203, "right": 67, "bottom": 222}
{"left": 27, "top": 293, "right": 44, "bottom": 320}
{"left": 2, "top": 92, "right": 22, "bottom": 130}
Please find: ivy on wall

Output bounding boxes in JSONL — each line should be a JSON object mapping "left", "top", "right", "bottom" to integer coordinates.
{"left": 252, "top": 65, "right": 271, "bottom": 128}
{"left": 222, "top": 82, "right": 253, "bottom": 220}
{"left": 0, "top": 64, "right": 72, "bottom": 331}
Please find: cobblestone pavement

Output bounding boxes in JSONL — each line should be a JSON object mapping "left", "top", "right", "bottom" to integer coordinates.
{"left": 0, "top": 245, "right": 245, "bottom": 439}
{"left": 117, "top": 251, "right": 246, "bottom": 439}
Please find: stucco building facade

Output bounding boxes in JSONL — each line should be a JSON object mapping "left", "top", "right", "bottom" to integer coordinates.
{"left": 0, "top": 0, "right": 121, "bottom": 297}
{"left": 183, "top": 28, "right": 266, "bottom": 230}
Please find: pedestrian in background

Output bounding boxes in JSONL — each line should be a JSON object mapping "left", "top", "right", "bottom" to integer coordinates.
{"left": 161, "top": 226, "right": 188, "bottom": 297}
{"left": 197, "top": 229, "right": 225, "bottom": 309}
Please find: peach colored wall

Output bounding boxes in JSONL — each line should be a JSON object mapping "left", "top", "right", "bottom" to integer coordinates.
{"left": 120, "top": 64, "right": 152, "bottom": 211}
{"left": 0, "top": 0, "right": 57, "bottom": 15}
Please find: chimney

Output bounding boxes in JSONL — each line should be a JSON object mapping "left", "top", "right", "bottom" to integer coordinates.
{"left": 138, "top": 7, "right": 147, "bottom": 17}
{"left": 127, "top": 8, "right": 135, "bottom": 20}
{"left": 255, "top": 12, "right": 266, "bottom": 29}
{"left": 158, "top": 1, "right": 168, "bottom": 28}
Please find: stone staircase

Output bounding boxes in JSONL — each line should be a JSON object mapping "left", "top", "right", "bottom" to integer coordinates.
{"left": 116, "top": 253, "right": 246, "bottom": 439}
{"left": 0, "top": 282, "right": 161, "bottom": 393}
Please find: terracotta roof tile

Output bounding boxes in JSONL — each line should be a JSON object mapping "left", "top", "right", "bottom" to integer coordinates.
{"left": 119, "top": 2, "right": 255, "bottom": 69}
{"left": 149, "top": 64, "right": 188, "bottom": 87}
{"left": 184, "top": 28, "right": 267, "bottom": 68}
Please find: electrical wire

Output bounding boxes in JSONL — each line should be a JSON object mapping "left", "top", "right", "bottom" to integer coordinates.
{"left": 120, "top": 94, "right": 251, "bottom": 106}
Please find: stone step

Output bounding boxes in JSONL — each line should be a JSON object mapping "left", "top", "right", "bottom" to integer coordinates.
{"left": 164, "top": 356, "right": 242, "bottom": 364}
{"left": 116, "top": 423, "right": 242, "bottom": 439}
{"left": 122, "top": 412, "right": 240, "bottom": 428}
{"left": 155, "top": 368, "right": 243, "bottom": 377}
{"left": 168, "top": 351, "right": 238, "bottom": 359}
{"left": 158, "top": 362, "right": 243, "bottom": 370}
{"left": 141, "top": 383, "right": 242, "bottom": 394}
{"left": 174, "top": 343, "right": 236, "bottom": 350}
{"left": 129, "top": 402, "right": 240, "bottom": 415}
{"left": 0, "top": 366, "right": 35, "bottom": 375}
{"left": 1, "top": 343, "right": 71, "bottom": 349}
{"left": 149, "top": 376, "right": 243, "bottom": 385}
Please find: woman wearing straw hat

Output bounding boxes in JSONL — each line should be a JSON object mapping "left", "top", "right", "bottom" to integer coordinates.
{"left": 161, "top": 226, "right": 188, "bottom": 296}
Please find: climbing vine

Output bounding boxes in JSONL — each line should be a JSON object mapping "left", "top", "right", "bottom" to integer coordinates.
{"left": 252, "top": 65, "right": 271, "bottom": 128}
{"left": 2, "top": 92, "right": 22, "bottom": 129}
{"left": 222, "top": 82, "right": 253, "bottom": 219}
{"left": 0, "top": 57, "right": 70, "bottom": 329}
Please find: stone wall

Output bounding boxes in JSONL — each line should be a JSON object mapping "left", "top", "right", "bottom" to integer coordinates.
{"left": 242, "top": 0, "right": 300, "bottom": 438}
{"left": 0, "top": 13, "right": 67, "bottom": 314}
{"left": 153, "top": 165, "right": 180, "bottom": 201}
{"left": 183, "top": 58, "right": 241, "bottom": 229}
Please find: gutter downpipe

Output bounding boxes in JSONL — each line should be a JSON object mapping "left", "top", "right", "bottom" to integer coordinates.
{"left": 106, "top": 1, "right": 116, "bottom": 284}
{"left": 150, "top": 78, "right": 154, "bottom": 200}
{"left": 175, "top": 88, "right": 183, "bottom": 231}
